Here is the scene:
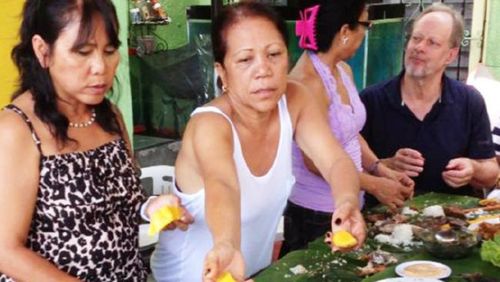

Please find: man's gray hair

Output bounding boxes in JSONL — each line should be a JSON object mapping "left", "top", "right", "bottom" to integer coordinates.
{"left": 409, "top": 3, "right": 464, "bottom": 48}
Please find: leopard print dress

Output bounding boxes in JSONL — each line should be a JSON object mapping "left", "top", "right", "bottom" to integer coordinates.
{"left": 0, "top": 105, "right": 147, "bottom": 282}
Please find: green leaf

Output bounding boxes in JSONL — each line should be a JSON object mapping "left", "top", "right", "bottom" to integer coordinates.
{"left": 481, "top": 234, "right": 500, "bottom": 267}
{"left": 254, "top": 193, "right": 497, "bottom": 282}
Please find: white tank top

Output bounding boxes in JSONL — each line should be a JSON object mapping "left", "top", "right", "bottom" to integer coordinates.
{"left": 150, "top": 96, "right": 295, "bottom": 281}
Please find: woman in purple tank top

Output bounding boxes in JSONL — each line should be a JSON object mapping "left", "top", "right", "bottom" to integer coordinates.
{"left": 281, "top": 0, "right": 415, "bottom": 256}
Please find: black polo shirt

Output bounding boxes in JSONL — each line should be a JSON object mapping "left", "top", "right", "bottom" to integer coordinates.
{"left": 360, "top": 72, "right": 495, "bottom": 199}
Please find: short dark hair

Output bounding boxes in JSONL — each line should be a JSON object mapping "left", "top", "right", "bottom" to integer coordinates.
{"left": 211, "top": 1, "right": 289, "bottom": 65}
{"left": 298, "top": 0, "right": 367, "bottom": 52}
{"left": 11, "top": 0, "right": 122, "bottom": 145}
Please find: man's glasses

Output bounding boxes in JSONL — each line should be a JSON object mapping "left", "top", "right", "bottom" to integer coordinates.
{"left": 358, "top": 20, "right": 373, "bottom": 30}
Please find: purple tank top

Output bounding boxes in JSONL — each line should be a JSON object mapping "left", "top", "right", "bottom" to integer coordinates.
{"left": 289, "top": 51, "right": 366, "bottom": 212}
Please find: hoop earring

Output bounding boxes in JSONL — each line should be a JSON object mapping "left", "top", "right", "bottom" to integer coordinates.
{"left": 342, "top": 36, "right": 349, "bottom": 45}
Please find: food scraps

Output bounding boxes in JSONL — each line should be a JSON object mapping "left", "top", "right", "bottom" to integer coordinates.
{"left": 289, "top": 264, "right": 308, "bottom": 275}
{"left": 358, "top": 250, "right": 398, "bottom": 277}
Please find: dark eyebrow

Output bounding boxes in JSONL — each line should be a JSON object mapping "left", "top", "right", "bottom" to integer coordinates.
{"left": 71, "top": 42, "right": 96, "bottom": 51}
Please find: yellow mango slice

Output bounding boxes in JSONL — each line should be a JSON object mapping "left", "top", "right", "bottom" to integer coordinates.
{"left": 217, "top": 272, "right": 236, "bottom": 282}
{"left": 332, "top": 230, "right": 357, "bottom": 248}
{"left": 148, "top": 206, "right": 182, "bottom": 236}
{"left": 440, "top": 223, "right": 451, "bottom": 231}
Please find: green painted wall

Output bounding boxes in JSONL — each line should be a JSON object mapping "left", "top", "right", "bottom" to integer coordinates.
{"left": 147, "top": 0, "right": 210, "bottom": 50}
{"left": 484, "top": 0, "right": 500, "bottom": 80}
{"left": 112, "top": 0, "right": 134, "bottom": 140}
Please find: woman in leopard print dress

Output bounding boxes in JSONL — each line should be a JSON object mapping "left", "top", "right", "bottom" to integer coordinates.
{"left": 0, "top": 0, "right": 191, "bottom": 281}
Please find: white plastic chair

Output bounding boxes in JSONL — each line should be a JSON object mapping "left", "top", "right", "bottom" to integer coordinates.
{"left": 140, "top": 165, "right": 175, "bottom": 195}
{"left": 139, "top": 165, "right": 175, "bottom": 250}
{"left": 275, "top": 216, "right": 284, "bottom": 242}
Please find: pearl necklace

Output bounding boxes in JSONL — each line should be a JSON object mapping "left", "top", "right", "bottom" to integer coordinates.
{"left": 69, "top": 109, "right": 96, "bottom": 128}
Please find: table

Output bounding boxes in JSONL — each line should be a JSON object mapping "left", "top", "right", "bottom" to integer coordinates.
{"left": 254, "top": 193, "right": 500, "bottom": 282}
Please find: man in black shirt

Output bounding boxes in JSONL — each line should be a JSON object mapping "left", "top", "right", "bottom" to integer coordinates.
{"left": 360, "top": 3, "right": 498, "bottom": 203}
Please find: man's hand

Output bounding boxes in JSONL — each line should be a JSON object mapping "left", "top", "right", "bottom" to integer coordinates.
{"left": 370, "top": 177, "right": 414, "bottom": 212}
{"left": 442, "top": 157, "right": 474, "bottom": 188}
{"left": 203, "top": 241, "right": 245, "bottom": 282}
{"left": 377, "top": 163, "right": 415, "bottom": 190}
{"left": 146, "top": 194, "right": 194, "bottom": 231}
{"left": 369, "top": 163, "right": 414, "bottom": 211}
{"left": 388, "top": 148, "right": 425, "bottom": 177}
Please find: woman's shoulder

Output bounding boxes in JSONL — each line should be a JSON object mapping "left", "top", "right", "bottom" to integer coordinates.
{"left": 179, "top": 99, "right": 234, "bottom": 170}
{"left": 286, "top": 79, "right": 325, "bottom": 108}
{"left": 337, "top": 61, "right": 353, "bottom": 76}
{"left": 191, "top": 96, "right": 232, "bottom": 122}
{"left": 288, "top": 62, "right": 326, "bottom": 97}
{"left": 0, "top": 103, "right": 37, "bottom": 152}
{"left": 286, "top": 79, "right": 308, "bottom": 97}
{"left": 0, "top": 105, "right": 27, "bottom": 131}
{"left": 1, "top": 92, "right": 34, "bottom": 129}
{"left": 189, "top": 108, "right": 232, "bottom": 129}
{"left": 285, "top": 80, "right": 327, "bottom": 128}
{"left": 185, "top": 98, "right": 233, "bottom": 139}
{"left": 289, "top": 59, "right": 320, "bottom": 85}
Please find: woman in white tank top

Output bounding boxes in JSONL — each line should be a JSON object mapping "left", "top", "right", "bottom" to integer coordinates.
{"left": 145, "top": 2, "right": 366, "bottom": 281}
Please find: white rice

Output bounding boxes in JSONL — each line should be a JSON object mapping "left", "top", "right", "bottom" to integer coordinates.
{"left": 375, "top": 224, "right": 415, "bottom": 247}
{"left": 402, "top": 206, "right": 419, "bottom": 216}
{"left": 422, "top": 205, "right": 445, "bottom": 217}
{"left": 289, "top": 264, "right": 308, "bottom": 275}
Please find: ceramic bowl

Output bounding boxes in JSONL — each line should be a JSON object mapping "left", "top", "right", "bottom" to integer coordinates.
{"left": 416, "top": 227, "right": 478, "bottom": 259}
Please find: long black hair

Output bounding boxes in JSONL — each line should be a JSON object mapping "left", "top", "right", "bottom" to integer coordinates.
{"left": 11, "top": 0, "right": 122, "bottom": 145}
{"left": 298, "top": 0, "right": 367, "bottom": 52}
